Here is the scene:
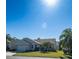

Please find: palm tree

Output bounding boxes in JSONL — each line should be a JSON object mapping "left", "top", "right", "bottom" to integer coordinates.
{"left": 59, "top": 28, "right": 72, "bottom": 55}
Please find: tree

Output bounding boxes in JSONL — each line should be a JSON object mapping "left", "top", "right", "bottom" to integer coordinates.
{"left": 59, "top": 39, "right": 64, "bottom": 50}
{"left": 6, "top": 34, "right": 16, "bottom": 50}
{"left": 6, "top": 34, "right": 17, "bottom": 44}
{"left": 6, "top": 34, "right": 12, "bottom": 44}
{"left": 40, "top": 42, "right": 53, "bottom": 52}
{"left": 59, "top": 28, "right": 72, "bottom": 55}
{"left": 6, "top": 34, "right": 12, "bottom": 50}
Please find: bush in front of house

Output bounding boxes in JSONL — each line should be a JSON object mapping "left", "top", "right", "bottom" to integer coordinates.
{"left": 39, "top": 42, "right": 57, "bottom": 53}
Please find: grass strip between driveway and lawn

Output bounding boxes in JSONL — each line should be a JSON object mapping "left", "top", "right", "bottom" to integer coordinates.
{"left": 15, "top": 51, "right": 64, "bottom": 58}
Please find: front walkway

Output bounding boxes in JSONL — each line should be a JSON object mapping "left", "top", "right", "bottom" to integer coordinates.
{"left": 6, "top": 52, "right": 16, "bottom": 56}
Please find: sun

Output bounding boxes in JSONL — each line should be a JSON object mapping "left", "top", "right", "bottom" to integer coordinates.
{"left": 42, "top": 0, "right": 58, "bottom": 7}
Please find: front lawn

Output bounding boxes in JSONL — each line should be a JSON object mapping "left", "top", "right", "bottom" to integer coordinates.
{"left": 15, "top": 51, "right": 64, "bottom": 58}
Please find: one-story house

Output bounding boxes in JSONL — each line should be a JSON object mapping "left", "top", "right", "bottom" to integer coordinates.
{"left": 8, "top": 38, "right": 59, "bottom": 52}
{"left": 8, "top": 38, "right": 40, "bottom": 52}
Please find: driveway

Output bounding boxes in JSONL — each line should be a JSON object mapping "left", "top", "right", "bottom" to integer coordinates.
{"left": 6, "top": 56, "right": 60, "bottom": 59}
{"left": 6, "top": 52, "right": 16, "bottom": 56}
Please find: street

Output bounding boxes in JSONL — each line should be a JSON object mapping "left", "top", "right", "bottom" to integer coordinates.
{"left": 6, "top": 56, "right": 60, "bottom": 59}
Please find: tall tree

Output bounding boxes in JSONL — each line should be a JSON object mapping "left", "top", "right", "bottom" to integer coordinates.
{"left": 59, "top": 28, "right": 72, "bottom": 55}
{"left": 6, "top": 34, "right": 12, "bottom": 44}
{"left": 6, "top": 34, "right": 12, "bottom": 50}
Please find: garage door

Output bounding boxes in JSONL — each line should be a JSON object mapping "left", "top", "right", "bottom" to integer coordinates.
{"left": 16, "top": 46, "right": 29, "bottom": 52}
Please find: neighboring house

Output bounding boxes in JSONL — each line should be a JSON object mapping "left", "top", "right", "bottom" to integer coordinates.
{"left": 8, "top": 38, "right": 59, "bottom": 52}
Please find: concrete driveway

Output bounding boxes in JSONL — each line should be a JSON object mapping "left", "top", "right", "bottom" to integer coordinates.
{"left": 6, "top": 52, "right": 16, "bottom": 56}
{"left": 6, "top": 56, "right": 60, "bottom": 59}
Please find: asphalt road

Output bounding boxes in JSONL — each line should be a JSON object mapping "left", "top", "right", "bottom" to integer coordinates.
{"left": 6, "top": 56, "right": 60, "bottom": 59}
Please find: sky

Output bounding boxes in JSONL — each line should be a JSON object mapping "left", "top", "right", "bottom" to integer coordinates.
{"left": 6, "top": 0, "right": 72, "bottom": 40}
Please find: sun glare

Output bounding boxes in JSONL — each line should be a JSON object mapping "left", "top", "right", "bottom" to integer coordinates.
{"left": 42, "top": 0, "right": 59, "bottom": 7}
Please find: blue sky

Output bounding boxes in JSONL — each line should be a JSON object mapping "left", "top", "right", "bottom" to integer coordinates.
{"left": 6, "top": 0, "right": 72, "bottom": 40}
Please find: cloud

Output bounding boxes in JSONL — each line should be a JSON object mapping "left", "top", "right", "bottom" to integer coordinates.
{"left": 42, "top": 22, "right": 47, "bottom": 29}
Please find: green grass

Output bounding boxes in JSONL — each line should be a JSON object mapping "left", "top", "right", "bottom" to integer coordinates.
{"left": 15, "top": 51, "right": 64, "bottom": 58}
